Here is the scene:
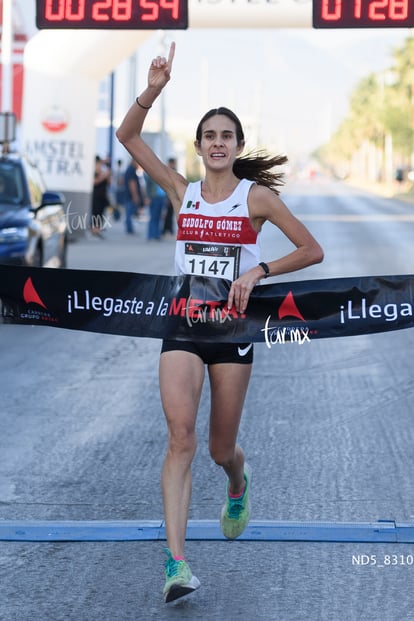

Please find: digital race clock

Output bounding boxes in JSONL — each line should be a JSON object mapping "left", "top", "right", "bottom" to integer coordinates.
{"left": 313, "top": 0, "right": 414, "bottom": 28}
{"left": 36, "top": 0, "right": 188, "bottom": 30}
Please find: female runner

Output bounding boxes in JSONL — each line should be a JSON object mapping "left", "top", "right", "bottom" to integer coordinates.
{"left": 117, "top": 42, "right": 323, "bottom": 603}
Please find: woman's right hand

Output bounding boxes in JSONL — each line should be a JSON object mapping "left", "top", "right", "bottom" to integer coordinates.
{"left": 148, "top": 42, "right": 176, "bottom": 92}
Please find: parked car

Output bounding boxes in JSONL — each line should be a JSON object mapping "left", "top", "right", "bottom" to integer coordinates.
{"left": 0, "top": 154, "right": 67, "bottom": 268}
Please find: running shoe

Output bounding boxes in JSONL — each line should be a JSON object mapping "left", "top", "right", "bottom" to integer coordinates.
{"left": 220, "top": 463, "right": 252, "bottom": 539}
{"left": 163, "top": 548, "right": 201, "bottom": 603}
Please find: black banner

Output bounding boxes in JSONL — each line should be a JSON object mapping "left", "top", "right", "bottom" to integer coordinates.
{"left": 1, "top": 265, "right": 414, "bottom": 344}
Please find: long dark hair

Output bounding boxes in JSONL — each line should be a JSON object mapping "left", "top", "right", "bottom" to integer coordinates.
{"left": 195, "top": 107, "right": 288, "bottom": 195}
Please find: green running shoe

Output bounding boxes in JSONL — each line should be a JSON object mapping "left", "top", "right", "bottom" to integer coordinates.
{"left": 220, "top": 463, "right": 252, "bottom": 539}
{"left": 163, "top": 548, "right": 201, "bottom": 603}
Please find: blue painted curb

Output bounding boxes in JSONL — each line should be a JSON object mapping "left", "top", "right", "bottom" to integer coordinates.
{"left": 1, "top": 520, "right": 414, "bottom": 543}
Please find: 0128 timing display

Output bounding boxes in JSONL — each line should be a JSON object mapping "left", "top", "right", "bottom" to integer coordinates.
{"left": 36, "top": 0, "right": 188, "bottom": 30}
{"left": 313, "top": 0, "right": 414, "bottom": 28}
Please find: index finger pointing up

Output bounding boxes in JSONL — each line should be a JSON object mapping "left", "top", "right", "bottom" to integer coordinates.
{"left": 167, "top": 42, "right": 176, "bottom": 70}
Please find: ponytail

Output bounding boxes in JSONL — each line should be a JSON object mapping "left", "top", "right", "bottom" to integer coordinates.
{"left": 233, "top": 151, "right": 288, "bottom": 195}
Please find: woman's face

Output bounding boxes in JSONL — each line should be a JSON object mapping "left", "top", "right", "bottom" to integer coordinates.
{"left": 195, "top": 114, "right": 243, "bottom": 171}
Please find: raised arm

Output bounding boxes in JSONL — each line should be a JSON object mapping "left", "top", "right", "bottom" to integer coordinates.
{"left": 116, "top": 42, "right": 187, "bottom": 206}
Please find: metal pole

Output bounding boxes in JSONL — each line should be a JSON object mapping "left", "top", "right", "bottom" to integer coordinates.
{"left": 1, "top": 0, "right": 13, "bottom": 113}
{"left": 108, "top": 71, "right": 115, "bottom": 168}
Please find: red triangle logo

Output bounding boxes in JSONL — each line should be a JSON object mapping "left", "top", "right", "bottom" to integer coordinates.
{"left": 23, "top": 277, "right": 47, "bottom": 309}
{"left": 278, "top": 291, "right": 305, "bottom": 321}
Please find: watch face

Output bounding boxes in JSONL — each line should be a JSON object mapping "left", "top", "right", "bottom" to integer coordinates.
{"left": 313, "top": 0, "right": 414, "bottom": 29}
{"left": 36, "top": 0, "right": 188, "bottom": 30}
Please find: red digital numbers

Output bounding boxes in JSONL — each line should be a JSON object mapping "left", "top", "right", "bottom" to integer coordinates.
{"left": 321, "top": 0, "right": 408, "bottom": 21}
{"left": 140, "top": 0, "right": 179, "bottom": 21}
{"left": 37, "top": 0, "right": 188, "bottom": 29}
{"left": 314, "top": 0, "right": 413, "bottom": 27}
{"left": 371, "top": 0, "right": 408, "bottom": 20}
{"left": 45, "top": 0, "right": 85, "bottom": 21}
{"left": 321, "top": 0, "right": 341, "bottom": 20}
{"left": 92, "top": 0, "right": 132, "bottom": 21}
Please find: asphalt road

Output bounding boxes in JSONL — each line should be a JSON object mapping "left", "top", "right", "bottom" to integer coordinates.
{"left": 1, "top": 178, "right": 414, "bottom": 620}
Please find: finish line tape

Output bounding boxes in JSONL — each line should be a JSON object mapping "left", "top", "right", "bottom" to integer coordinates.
{"left": 2, "top": 266, "right": 414, "bottom": 343}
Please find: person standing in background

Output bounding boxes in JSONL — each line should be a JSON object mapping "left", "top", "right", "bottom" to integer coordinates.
{"left": 145, "top": 173, "right": 166, "bottom": 241}
{"left": 124, "top": 159, "right": 144, "bottom": 235}
{"left": 91, "top": 155, "right": 110, "bottom": 238}
{"left": 113, "top": 159, "right": 126, "bottom": 220}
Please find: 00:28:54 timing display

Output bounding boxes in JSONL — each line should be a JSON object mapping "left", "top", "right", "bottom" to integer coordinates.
{"left": 36, "top": 0, "right": 188, "bottom": 30}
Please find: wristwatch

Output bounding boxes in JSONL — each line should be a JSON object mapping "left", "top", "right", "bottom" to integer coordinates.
{"left": 259, "top": 262, "right": 270, "bottom": 278}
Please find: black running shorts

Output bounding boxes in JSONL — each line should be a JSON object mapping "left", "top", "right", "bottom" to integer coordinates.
{"left": 160, "top": 340, "right": 254, "bottom": 365}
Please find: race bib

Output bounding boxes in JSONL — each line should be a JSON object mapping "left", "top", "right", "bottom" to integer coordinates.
{"left": 184, "top": 243, "right": 241, "bottom": 280}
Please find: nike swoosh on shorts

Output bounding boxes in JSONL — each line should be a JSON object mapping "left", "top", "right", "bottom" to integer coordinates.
{"left": 238, "top": 343, "right": 253, "bottom": 357}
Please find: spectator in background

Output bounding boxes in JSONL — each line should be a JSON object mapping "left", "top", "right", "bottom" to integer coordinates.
{"left": 136, "top": 164, "right": 148, "bottom": 213}
{"left": 395, "top": 167, "right": 404, "bottom": 185}
{"left": 124, "top": 158, "right": 145, "bottom": 235}
{"left": 145, "top": 173, "right": 166, "bottom": 241}
{"left": 162, "top": 157, "right": 177, "bottom": 237}
{"left": 91, "top": 155, "right": 110, "bottom": 238}
{"left": 113, "top": 159, "right": 126, "bottom": 220}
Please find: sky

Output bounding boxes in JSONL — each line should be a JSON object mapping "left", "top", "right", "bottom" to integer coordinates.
{"left": 17, "top": 2, "right": 412, "bottom": 160}
{"left": 134, "top": 27, "right": 411, "bottom": 159}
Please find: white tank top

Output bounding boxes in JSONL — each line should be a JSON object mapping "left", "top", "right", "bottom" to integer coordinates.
{"left": 175, "top": 178, "right": 261, "bottom": 281}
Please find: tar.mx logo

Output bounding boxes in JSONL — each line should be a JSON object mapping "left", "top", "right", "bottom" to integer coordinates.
{"left": 65, "top": 201, "right": 111, "bottom": 234}
{"left": 261, "top": 291, "right": 311, "bottom": 347}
